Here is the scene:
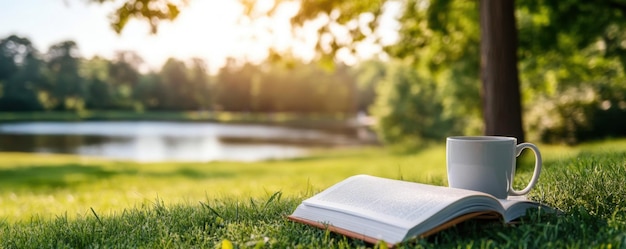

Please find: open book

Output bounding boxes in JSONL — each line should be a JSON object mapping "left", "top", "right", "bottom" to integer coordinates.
{"left": 288, "top": 175, "right": 548, "bottom": 245}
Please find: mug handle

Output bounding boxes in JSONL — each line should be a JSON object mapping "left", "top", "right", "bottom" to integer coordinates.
{"left": 508, "top": 143, "right": 542, "bottom": 196}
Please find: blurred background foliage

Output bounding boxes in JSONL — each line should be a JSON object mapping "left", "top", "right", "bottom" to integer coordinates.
{"left": 2, "top": 0, "right": 626, "bottom": 148}
{"left": 0, "top": 37, "right": 364, "bottom": 115}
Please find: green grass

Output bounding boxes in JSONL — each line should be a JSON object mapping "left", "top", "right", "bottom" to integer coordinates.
{"left": 0, "top": 140, "right": 625, "bottom": 248}
{"left": 0, "top": 146, "right": 445, "bottom": 221}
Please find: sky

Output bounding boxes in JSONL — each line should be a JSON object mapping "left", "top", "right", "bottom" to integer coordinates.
{"left": 0, "top": 0, "right": 316, "bottom": 73}
{"left": 0, "top": 0, "right": 399, "bottom": 74}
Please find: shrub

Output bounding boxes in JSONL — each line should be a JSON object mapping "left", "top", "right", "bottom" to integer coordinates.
{"left": 525, "top": 85, "right": 626, "bottom": 144}
{"left": 370, "top": 60, "right": 455, "bottom": 150}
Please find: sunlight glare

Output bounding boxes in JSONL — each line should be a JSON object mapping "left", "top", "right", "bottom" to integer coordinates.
{"left": 116, "top": 0, "right": 305, "bottom": 72}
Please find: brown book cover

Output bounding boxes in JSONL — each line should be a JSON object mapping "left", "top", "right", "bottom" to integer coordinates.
{"left": 288, "top": 211, "right": 497, "bottom": 246}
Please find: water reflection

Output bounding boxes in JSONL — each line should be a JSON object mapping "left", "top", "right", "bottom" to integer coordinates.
{"left": 0, "top": 121, "right": 363, "bottom": 162}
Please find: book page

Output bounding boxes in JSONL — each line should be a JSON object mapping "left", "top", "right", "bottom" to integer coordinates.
{"left": 498, "top": 196, "right": 544, "bottom": 222}
{"left": 303, "top": 175, "right": 493, "bottom": 228}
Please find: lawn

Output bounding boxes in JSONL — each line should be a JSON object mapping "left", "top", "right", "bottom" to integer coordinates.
{"left": 0, "top": 139, "right": 625, "bottom": 248}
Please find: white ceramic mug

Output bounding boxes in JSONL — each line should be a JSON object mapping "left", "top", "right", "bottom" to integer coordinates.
{"left": 446, "top": 136, "right": 542, "bottom": 199}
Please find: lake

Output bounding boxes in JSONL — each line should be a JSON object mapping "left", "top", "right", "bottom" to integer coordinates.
{"left": 0, "top": 121, "right": 374, "bottom": 162}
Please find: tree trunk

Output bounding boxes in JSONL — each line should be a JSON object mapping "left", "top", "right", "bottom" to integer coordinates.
{"left": 480, "top": 0, "right": 525, "bottom": 142}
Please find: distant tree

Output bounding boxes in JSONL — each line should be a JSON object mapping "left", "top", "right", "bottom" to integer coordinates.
{"left": 160, "top": 58, "right": 196, "bottom": 110}
{"left": 214, "top": 58, "right": 253, "bottom": 112}
{"left": 46, "top": 40, "right": 85, "bottom": 111}
{"left": 0, "top": 35, "right": 45, "bottom": 111}
{"left": 108, "top": 51, "right": 142, "bottom": 109}
{"left": 330, "top": 64, "right": 358, "bottom": 114}
{"left": 134, "top": 72, "right": 165, "bottom": 110}
{"left": 352, "top": 60, "right": 386, "bottom": 114}
{"left": 349, "top": 62, "right": 378, "bottom": 113}
{"left": 0, "top": 36, "right": 20, "bottom": 80}
{"left": 81, "top": 56, "right": 113, "bottom": 109}
{"left": 188, "top": 58, "right": 211, "bottom": 110}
